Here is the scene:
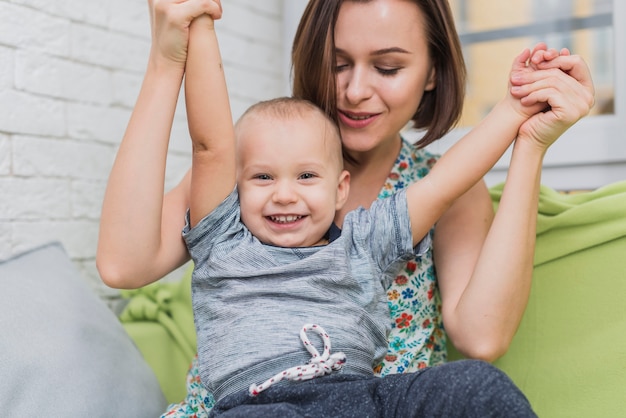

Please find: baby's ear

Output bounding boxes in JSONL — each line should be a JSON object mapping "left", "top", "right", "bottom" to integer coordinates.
{"left": 335, "top": 170, "right": 351, "bottom": 210}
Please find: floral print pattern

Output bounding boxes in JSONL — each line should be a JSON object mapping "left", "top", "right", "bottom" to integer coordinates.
{"left": 161, "top": 138, "right": 446, "bottom": 417}
{"left": 373, "top": 139, "right": 446, "bottom": 376}
{"left": 162, "top": 365, "right": 215, "bottom": 417}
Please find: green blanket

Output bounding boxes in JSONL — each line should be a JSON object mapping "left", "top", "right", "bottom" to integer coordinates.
{"left": 459, "top": 180, "right": 626, "bottom": 417}
{"left": 119, "top": 269, "right": 196, "bottom": 403}
{"left": 491, "top": 179, "right": 626, "bottom": 266}
{"left": 122, "top": 181, "right": 626, "bottom": 415}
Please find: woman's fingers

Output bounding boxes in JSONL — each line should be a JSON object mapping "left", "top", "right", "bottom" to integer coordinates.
{"left": 147, "top": 0, "right": 224, "bottom": 65}
{"left": 516, "top": 65, "right": 594, "bottom": 148}
{"left": 538, "top": 55, "right": 595, "bottom": 99}
{"left": 520, "top": 69, "right": 592, "bottom": 116}
{"left": 152, "top": 0, "right": 222, "bottom": 26}
{"left": 519, "top": 65, "right": 594, "bottom": 111}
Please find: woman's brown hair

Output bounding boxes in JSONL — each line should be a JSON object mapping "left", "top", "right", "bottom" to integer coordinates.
{"left": 291, "top": 0, "right": 466, "bottom": 148}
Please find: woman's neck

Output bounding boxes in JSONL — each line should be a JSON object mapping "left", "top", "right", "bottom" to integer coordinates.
{"left": 335, "top": 135, "right": 402, "bottom": 225}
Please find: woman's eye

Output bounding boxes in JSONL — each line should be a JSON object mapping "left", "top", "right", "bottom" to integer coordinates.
{"left": 335, "top": 63, "right": 349, "bottom": 73}
{"left": 376, "top": 67, "right": 400, "bottom": 76}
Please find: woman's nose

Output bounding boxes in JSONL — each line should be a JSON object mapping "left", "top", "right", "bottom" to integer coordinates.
{"left": 343, "top": 66, "right": 373, "bottom": 104}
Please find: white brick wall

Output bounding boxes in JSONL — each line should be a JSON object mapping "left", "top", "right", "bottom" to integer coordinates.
{"left": 0, "top": 0, "right": 287, "bottom": 297}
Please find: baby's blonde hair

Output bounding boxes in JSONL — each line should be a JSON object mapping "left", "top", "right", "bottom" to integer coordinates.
{"left": 235, "top": 97, "right": 344, "bottom": 171}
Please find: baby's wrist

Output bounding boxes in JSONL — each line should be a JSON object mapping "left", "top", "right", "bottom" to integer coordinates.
{"left": 497, "top": 95, "right": 529, "bottom": 125}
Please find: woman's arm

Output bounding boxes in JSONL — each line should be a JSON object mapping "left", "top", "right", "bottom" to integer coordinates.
{"left": 436, "top": 53, "right": 595, "bottom": 361}
{"left": 97, "top": 0, "right": 218, "bottom": 289}
{"left": 435, "top": 143, "right": 542, "bottom": 361}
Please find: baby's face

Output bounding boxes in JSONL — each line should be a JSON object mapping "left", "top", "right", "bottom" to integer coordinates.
{"left": 236, "top": 114, "right": 348, "bottom": 248}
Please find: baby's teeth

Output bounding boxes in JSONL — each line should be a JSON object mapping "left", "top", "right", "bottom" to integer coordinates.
{"left": 271, "top": 215, "right": 301, "bottom": 223}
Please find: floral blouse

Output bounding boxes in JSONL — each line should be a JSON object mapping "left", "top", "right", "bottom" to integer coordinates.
{"left": 374, "top": 138, "right": 447, "bottom": 376}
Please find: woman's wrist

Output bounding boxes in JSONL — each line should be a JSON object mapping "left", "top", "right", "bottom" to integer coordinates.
{"left": 147, "top": 47, "right": 187, "bottom": 78}
{"left": 505, "top": 137, "right": 547, "bottom": 194}
{"left": 512, "top": 132, "right": 550, "bottom": 162}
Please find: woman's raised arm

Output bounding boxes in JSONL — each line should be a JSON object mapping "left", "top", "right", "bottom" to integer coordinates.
{"left": 97, "top": 0, "right": 221, "bottom": 289}
{"left": 436, "top": 52, "right": 594, "bottom": 361}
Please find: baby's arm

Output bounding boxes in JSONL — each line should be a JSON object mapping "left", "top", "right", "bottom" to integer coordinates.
{"left": 185, "top": 5, "right": 236, "bottom": 227}
{"left": 404, "top": 47, "right": 554, "bottom": 245}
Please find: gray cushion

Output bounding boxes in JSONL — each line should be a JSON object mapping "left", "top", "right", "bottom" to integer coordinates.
{"left": 0, "top": 242, "right": 167, "bottom": 417}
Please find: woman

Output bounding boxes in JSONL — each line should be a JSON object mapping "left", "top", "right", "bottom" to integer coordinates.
{"left": 97, "top": 0, "right": 594, "bottom": 415}
{"left": 292, "top": 0, "right": 593, "bottom": 370}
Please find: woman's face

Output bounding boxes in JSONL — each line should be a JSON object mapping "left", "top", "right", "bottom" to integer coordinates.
{"left": 334, "top": 0, "right": 436, "bottom": 157}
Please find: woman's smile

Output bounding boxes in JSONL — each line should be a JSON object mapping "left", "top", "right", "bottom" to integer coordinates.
{"left": 338, "top": 110, "right": 380, "bottom": 129}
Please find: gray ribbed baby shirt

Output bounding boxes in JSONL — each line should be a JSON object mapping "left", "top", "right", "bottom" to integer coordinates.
{"left": 182, "top": 188, "right": 430, "bottom": 402}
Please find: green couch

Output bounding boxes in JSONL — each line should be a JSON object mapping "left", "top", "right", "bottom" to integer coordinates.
{"left": 121, "top": 180, "right": 626, "bottom": 417}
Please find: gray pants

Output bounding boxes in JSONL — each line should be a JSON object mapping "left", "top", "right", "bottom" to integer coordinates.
{"left": 209, "top": 360, "right": 537, "bottom": 418}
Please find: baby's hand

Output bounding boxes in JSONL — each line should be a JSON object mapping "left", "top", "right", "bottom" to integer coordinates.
{"left": 509, "top": 43, "right": 560, "bottom": 81}
{"left": 508, "top": 43, "right": 559, "bottom": 117}
{"left": 527, "top": 43, "right": 564, "bottom": 71}
{"left": 190, "top": 0, "right": 224, "bottom": 24}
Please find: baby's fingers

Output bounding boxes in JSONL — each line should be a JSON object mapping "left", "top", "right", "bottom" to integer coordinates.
{"left": 529, "top": 48, "right": 560, "bottom": 67}
{"left": 511, "top": 48, "right": 532, "bottom": 73}
{"left": 176, "top": 0, "right": 223, "bottom": 22}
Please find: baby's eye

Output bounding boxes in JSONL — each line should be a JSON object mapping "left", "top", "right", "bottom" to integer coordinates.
{"left": 254, "top": 174, "right": 272, "bottom": 181}
{"left": 299, "top": 172, "right": 317, "bottom": 180}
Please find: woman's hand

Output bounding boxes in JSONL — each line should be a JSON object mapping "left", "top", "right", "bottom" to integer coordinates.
{"left": 148, "top": 0, "right": 223, "bottom": 69}
{"left": 510, "top": 47, "right": 595, "bottom": 151}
